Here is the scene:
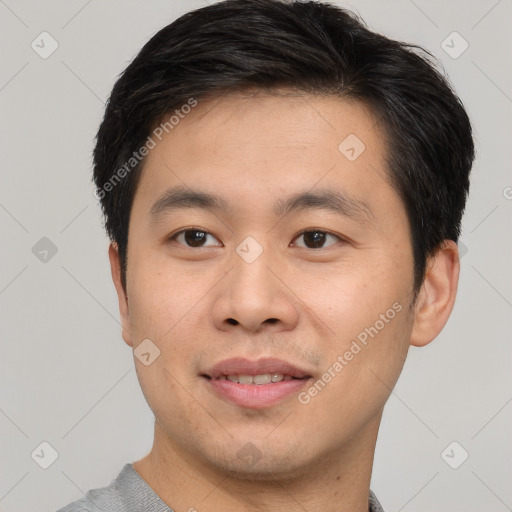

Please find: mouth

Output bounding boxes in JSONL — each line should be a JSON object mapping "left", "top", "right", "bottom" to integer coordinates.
{"left": 204, "top": 373, "right": 305, "bottom": 385}
{"left": 201, "top": 357, "right": 313, "bottom": 409}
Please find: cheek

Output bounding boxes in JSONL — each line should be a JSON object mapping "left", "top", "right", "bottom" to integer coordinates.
{"left": 296, "top": 256, "right": 413, "bottom": 407}
{"left": 289, "top": 254, "right": 405, "bottom": 336}
{"left": 128, "top": 266, "right": 208, "bottom": 417}
{"left": 127, "top": 257, "right": 211, "bottom": 341}
{"left": 126, "top": 261, "right": 214, "bottom": 413}
{"left": 302, "top": 302, "right": 412, "bottom": 439}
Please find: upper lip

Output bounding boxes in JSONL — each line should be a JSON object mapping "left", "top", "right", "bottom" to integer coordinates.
{"left": 203, "top": 357, "right": 312, "bottom": 379}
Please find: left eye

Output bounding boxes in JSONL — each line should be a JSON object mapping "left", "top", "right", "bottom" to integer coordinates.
{"left": 292, "top": 231, "right": 341, "bottom": 249}
{"left": 171, "top": 229, "right": 222, "bottom": 248}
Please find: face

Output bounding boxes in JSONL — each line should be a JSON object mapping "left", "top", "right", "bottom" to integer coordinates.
{"left": 115, "top": 91, "right": 419, "bottom": 479}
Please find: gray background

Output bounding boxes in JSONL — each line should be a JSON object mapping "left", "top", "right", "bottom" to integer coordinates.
{"left": 1, "top": 1, "right": 511, "bottom": 511}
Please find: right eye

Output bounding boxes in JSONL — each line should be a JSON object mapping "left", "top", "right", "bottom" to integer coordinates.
{"left": 169, "top": 229, "right": 222, "bottom": 248}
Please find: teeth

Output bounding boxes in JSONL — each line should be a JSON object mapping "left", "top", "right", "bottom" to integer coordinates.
{"left": 220, "top": 373, "right": 291, "bottom": 384}
{"left": 238, "top": 375, "right": 254, "bottom": 385}
{"left": 253, "top": 374, "right": 272, "bottom": 385}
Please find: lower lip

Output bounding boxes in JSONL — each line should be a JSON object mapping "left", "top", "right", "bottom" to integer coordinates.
{"left": 205, "top": 377, "right": 311, "bottom": 409}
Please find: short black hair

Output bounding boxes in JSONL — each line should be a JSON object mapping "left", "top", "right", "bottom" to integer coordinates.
{"left": 93, "top": 0, "right": 474, "bottom": 298}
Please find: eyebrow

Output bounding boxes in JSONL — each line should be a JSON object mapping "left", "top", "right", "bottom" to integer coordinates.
{"left": 149, "top": 185, "right": 374, "bottom": 224}
{"left": 274, "top": 188, "right": 374, "bottom": 223}
{"left": 149, "top": 186, "right": 230, "bottom": 220}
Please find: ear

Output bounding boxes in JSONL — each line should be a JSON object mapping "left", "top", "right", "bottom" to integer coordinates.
{"left": 409, "top": 240, "right": 460, "bottom": 347}
{"left": 108, "top": 242, "right": 133, "bottom": 347}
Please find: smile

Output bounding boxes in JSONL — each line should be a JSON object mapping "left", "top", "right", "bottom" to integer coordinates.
{"left": 216, "top": 373, "right": 299, "bottom": 384}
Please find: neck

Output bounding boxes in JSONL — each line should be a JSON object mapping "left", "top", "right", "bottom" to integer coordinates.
{"left": 133, "top": 412, "right": 381, "bottom": 512}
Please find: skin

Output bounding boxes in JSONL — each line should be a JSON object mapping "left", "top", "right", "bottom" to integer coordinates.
{"left": 108, "top": 90, "right": 460, "bottom": 512}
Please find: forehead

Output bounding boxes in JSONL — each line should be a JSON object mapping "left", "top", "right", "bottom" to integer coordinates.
{"left": 180, "top": 90, "right": 380, "bottom": 158}
{"left": 133, "top": 91, "right": 396, "bottom": 223}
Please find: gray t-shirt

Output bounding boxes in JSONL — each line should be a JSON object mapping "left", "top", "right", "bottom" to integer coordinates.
{"left": 56, "top": 463, "right": 385, "bottom": 512}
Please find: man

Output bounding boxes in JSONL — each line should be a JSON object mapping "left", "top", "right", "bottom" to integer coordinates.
{"left": 57, "top": 0, "right": 474, "bottom": 510}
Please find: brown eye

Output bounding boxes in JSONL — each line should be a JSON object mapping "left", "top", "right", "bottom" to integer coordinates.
{"left": 172, "top": 230, "right": 221, "bottom": 248}
{"left": 293, "top": 231, "right": 340, "bottom": 249}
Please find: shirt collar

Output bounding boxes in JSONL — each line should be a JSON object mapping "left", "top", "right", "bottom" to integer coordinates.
{"left": 369, "top": 489, "right": 385, "bottom": 512}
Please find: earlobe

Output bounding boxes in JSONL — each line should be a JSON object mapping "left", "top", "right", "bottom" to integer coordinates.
{"left": 108, "top": 242, "right": 133, "bottom": 348}
{"left": 409, "top": 240, "right": 460, "bottom": 348}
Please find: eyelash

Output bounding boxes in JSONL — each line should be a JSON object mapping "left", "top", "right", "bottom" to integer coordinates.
{"left": 168, "top": 227, "right": 345, "bottom": 249}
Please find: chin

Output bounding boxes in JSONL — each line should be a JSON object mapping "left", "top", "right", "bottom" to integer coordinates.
{"left": 202, "top": 442, "right": 317, "bottom": 482}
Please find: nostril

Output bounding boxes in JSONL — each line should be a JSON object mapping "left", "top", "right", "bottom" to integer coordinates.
{"left": 226, "top": 318, "right": 238, "bottom": 325}
{"left": 265, "top": 318, "right": 278, "bottom": 324}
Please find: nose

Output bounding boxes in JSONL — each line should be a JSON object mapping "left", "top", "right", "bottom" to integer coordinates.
{"left": 211, "top": 243, "right": 300, "bottom": 333}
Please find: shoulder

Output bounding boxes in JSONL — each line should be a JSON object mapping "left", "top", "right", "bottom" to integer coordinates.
{"left": 55, "top": 463, "right": 174, "bottom": 512}
{"left": 55, "top": 464, "right": 130, "bottom": 512}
